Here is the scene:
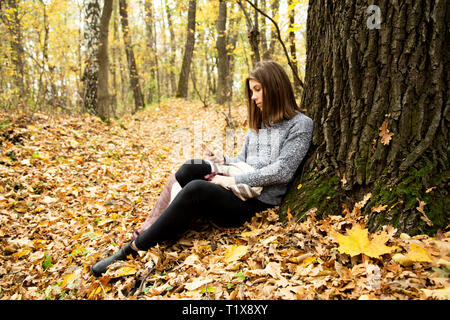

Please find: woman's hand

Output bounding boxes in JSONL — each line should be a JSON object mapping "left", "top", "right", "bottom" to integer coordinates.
{"left": 210, "top": 175, "right": 235, "bottom": 188}
{"left": 203, "top": 146, "right": 225, "bottom": 164}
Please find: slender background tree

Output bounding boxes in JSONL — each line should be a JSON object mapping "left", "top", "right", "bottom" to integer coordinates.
{"left": 176, "top": 0, "right": 197, "bottom": 98}
{"left": 81, "top": 0, "right": 101, "bottom": 116}
{"left": 97, "top": 0, "right": 114, "bottom": 120}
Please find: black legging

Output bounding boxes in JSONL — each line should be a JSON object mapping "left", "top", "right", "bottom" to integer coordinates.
{"left": 133, "top": 159, "right": 273, "bottom": 251}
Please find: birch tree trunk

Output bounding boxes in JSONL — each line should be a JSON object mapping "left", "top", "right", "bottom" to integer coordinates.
{"left": 280, "top": 0, "right": 449, "bottom": 236}
{"left": 81, "top": 0, "right": 101, "bottom": 115}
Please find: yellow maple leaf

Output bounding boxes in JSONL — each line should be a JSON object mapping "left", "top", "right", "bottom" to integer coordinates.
{"left": 363, "top": 229, "right": 396, "bottom": 258}
{"left": 332, "top": 224, "right": 395, "bottom": 258}
{"left": 223, "top": 245, "right": 248, "bottom": 263}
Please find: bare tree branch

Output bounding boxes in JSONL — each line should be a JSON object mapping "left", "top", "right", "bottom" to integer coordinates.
{"left": 244, "top": 0, "right": 304, "bottom": 88}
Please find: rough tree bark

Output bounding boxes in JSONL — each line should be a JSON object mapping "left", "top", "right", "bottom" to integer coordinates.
{"left": 280, "top": 0, "right": 449, "bottom": 236}
{"left": 176, "top": 0, "right": 197, "bottom": 98}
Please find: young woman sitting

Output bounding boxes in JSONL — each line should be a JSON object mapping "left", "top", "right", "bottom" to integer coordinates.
{"left": 91, "top": 60, "right": 314, "bottom": 277}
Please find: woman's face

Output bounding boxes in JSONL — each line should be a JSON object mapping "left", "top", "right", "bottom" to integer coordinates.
{"left": 249, "top": 79, "right": 263, "bottom": 110}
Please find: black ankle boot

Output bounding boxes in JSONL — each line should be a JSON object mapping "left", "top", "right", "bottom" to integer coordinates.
{"left": 91, "top": 242, "right": 137, "bottom": 277}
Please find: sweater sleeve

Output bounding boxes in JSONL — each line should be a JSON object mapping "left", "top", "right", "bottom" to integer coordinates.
{"left": 234, "top": 117, "right": 313, "bottom": 187}
{"left": 224, "top": 131, "right": 249, "bottom": 164}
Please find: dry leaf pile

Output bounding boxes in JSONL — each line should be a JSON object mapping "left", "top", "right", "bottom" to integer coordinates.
{"left": 0, "top": 99, "right": 448, "bottom": 300}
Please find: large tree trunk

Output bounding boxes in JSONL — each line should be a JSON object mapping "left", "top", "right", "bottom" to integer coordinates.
{"left": 280, "top": 0, "right": 449, "bottom": 236}
{"left": 176, "top": 0, "right": 197, "bottom": 98}
{"left": 119, "top": 0, "right": 145, "bottom": 113}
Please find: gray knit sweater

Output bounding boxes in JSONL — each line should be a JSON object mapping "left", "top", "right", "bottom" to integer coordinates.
{"left": 224, "top": 111, "right": 313, "bottom": 205}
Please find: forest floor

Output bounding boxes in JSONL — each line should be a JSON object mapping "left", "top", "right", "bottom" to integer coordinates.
{"left": 0, "top": 99, "right": 449, "bottom": 300}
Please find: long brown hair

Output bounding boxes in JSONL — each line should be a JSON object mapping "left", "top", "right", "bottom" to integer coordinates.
{"left": 245, "top": 60, "right": 300, "bottom": 132}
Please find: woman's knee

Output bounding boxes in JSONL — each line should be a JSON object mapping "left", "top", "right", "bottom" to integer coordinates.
{"left": 182, "top": 180, "right": 211, "bottom": 197}
{"left": 175, "top": 159, "right": 210, "bottom": 187}
{"left": 176, "top": 180, "right": 217, "bottom": 207}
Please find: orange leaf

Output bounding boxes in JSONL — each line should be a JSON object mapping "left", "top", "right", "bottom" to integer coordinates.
{"left": 371, "top": 204, "right": 387, "bottom": 213}
{"left": 379, "top": 121, "right": 394, "bottom": 145}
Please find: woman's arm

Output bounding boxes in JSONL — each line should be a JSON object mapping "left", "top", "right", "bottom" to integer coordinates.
{"left": 234, "top": 118, "right": 313, "bottom": 187}
{"left": 224, "top": 132, "right": 250, "bottom": 164}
